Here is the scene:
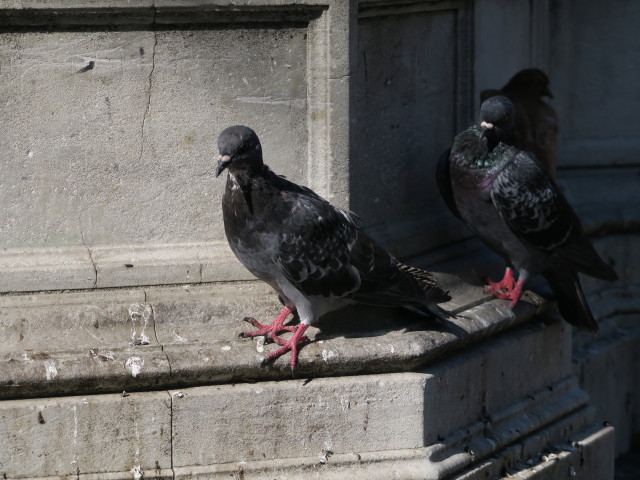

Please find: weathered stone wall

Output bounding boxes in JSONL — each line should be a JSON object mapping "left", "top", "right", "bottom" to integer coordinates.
{"left": 0, "top": 1, "right": 349, "bottom": 292}
{"left": 0, "top": 0, "right": 638, "bottom": 478}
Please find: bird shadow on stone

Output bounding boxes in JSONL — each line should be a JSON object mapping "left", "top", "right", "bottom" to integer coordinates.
{"left": 311, "top": 304, "right": 467, "bottom": 343}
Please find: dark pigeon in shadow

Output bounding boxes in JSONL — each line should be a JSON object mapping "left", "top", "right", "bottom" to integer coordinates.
{"left": 436, "top": 96, "right": 617, "bottom": 332}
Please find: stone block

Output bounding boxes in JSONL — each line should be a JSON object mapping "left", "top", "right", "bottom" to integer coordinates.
{"left": 573, "top": 314, "right": 640, "bottom": 456}
{"left": 551, "top": 0, "right": 640, "bottom": 167}
{"left": 483, "top": 320, "right": 572, "bottom": 414}
{"left": 353, "top": 0, "right": 473, "bottom": 255}
{"left": 170, "top": 373, "right": 428, "bottom": 467}
{"left": 0, "top": 391, "right": 172, "bottom": 478}
{"left": 0, "top": 3, "right": 334, "bottom": 291}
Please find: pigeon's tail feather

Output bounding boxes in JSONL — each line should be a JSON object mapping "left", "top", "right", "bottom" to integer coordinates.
{"left": 555, "top": 236, "right": 618, "bottom": 282}
{"left": 397, "top": 263, "right": 452, "bottom": 304}
{"left": 542, "top": 268, "right": 598, "bottom": 332}
{"left": 352, "top": 262, "right": 450, "bottom": 310}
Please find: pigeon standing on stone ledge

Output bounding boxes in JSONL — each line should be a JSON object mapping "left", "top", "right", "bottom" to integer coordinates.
{"left": 437, "top": 96, "right": 617, "bottom": 331}
{"left": 480, "top": 68, "right": 559, "bottom": 176}
{"left": 216, "top": 125, "right": 451, "bottom": 368}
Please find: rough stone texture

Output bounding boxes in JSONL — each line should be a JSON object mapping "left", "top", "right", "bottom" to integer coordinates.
{"left": 0, "top": 0, "right": 340, "bottom": 292}
{"left": 550, "top": 0, "right": 640, "bottom": 167}
{"left": 0, "top": 314, "right": 606, "bottom": 479}
{"left": 0, "top": 25, "right": 307, "bottom": 250}
{"left": 0, "top": 391, "right": 172, "bottom": 478}
{"left": 352, "top": 0, "right": 472, "bottom": 257}
{"left": 573, "top": 313, "right": 640, "bottom": 457}
{"left": 0, "top": 250, "right": 562, "bottom": 401}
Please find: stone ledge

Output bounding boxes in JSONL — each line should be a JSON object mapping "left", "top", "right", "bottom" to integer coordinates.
{"left": 0, "top": 270, "right": 556, "bottom": 400}
{"left": 0, "top": 242, "right": 254, "bottom": 293}
{"left": 3, "top": 240, "right": 634, "bottom": 401}
{"left": 0, "top": 0, "right": 329, "bottom": 28}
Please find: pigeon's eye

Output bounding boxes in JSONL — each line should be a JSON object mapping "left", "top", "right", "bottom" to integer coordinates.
{"left": 501, "top": 114, "right": 511, "bottom": 123}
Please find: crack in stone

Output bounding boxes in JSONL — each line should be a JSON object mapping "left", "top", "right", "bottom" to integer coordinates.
{"left": 80, "top": 224, "right": 97, "bottom": 289}
{"left": 138, "top": 10, "right": 158, "bottom": 165}
{"left": 146, "top": 298, "right": 176, "bottom": 475}
{"left": 169, "top": 388, "right": 176, "bottom": 478}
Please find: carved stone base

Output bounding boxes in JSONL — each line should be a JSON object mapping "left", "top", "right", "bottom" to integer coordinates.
{"left": 0, "top": 282, "right": 614, "bottom": 479}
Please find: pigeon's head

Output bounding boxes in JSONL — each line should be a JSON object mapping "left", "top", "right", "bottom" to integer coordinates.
{"left": 479, "top": 96, "right": 515, "bottom": 145}
{"left": 215, "top": 125, "right": 263, "bottom": 177}
{"left": 503, "top": 68, "right": 553, "bottom": 98}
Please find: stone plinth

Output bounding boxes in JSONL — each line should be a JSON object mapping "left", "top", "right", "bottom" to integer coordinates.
{"left": 0, "top": 249, "right": 621, "bottom": 479}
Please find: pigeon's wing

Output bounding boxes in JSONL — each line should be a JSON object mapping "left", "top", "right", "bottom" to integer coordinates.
{"left": 274, "top": 190, "right": 448, "bottom": 306}
{"left": 274, "top": 193, "right": 363, "bottom": 298}
{"left": 490, "top": 151, "right": 616, "bottom": 280}
{"left": 436, "top": 148, "right": 461, "bottom": 219}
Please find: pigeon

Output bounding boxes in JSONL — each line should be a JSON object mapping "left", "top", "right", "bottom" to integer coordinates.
{"left": 216, "top": 125, "right": 451, "bottom": 367}
{"left": 480, "top": 68, "right": 559, "bottom": 176}
{"left": 437, "top": 96, "right": 617, "bottom": 331}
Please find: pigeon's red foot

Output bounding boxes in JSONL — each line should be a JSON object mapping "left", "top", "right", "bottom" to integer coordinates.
{"left": 261, "top": 324, "right": 310, "bottom": 369}
{"left": 240, "top": 307, "right": 298, "bottom": 344}
{"left": 484, "top": 267, "right": 515, "bottom": 296}
{"left": 486, "top": 276, "right": 525, "bottom": 308}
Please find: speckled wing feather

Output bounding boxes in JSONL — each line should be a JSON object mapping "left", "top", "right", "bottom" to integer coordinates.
{"left": 396, "top": 263, "right": 451, "bottom": 304}
{"left": 274, "top": 187, "right": 450, "bottom": 306}
{"left": 490, "top": 150, "right": 571, "bottom": 249}
{"left": 490, "top": 149, "right": 616, "bottom": 280}
{"left": 275, "top": 193, "right": 362, "bottom": 298}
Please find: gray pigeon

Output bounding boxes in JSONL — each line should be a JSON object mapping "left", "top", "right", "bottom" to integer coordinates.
{"left": 217, "top": 125, "right": 450, "bottom": 367}
{"left": 437, "top": 96, "right": 617, "bottom": 331}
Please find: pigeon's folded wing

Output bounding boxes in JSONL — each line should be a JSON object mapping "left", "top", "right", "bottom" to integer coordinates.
{"left": 274, "top": 193, "right": 365, "bottom": 298}
{"left": 490, "top": 151, "right": 616, "bottom": 280}
{"left": 274, "top": 192, "right": 449, "bottom": 305}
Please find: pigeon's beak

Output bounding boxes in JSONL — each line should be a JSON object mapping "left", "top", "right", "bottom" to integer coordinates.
{"left": 215, "top": 154, "right": 232, "bottom": 178}
{"left": 479, "top": 121, "right": 494, "bottom": 138}
{"left": 542, "top": 87, "right": 554, "bottom": 99}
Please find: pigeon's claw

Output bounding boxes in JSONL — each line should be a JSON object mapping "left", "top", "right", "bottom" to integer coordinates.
{"left": 239, "top": 307, "right": 295, "bottom": 341}
{"left": 271, "top": 330, "right": 309, "bottom": 347}
{"left": 486, "top": 277, "right": 526, "bottom": 307}
{"left": 484, "top": 268, "right": 527, "bottom": 308}
{"left": 484, "top": 267, "right": 516, "bottom": 295}
{"left": 261, "top": 324, "right": 310, "bottom": 368}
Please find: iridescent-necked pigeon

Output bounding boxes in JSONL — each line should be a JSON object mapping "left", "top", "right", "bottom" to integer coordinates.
{"left": 437, "top": 96, "right": 617, "bottom": 331}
